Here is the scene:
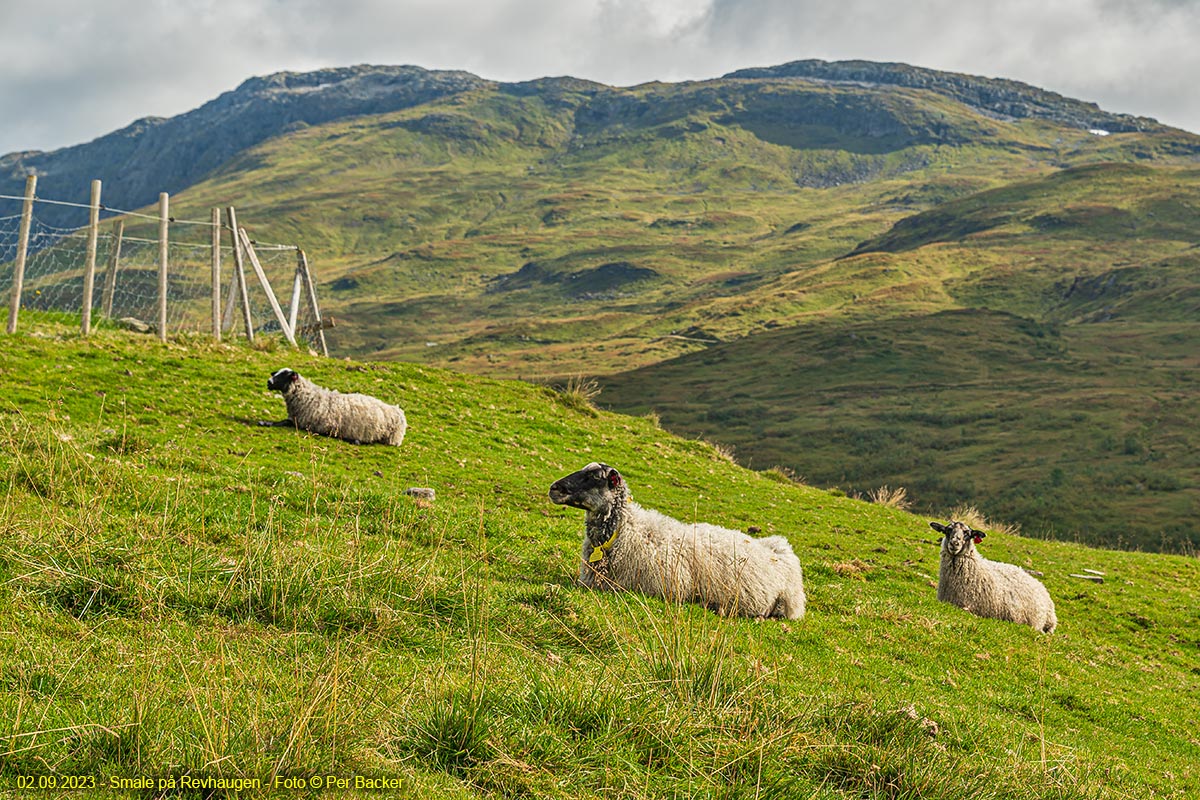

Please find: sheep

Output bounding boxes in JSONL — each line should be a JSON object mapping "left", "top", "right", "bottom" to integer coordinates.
{"left": 261, "top": 368, "right": 407, "bottom": 446}
{"left": 930, "top": 520, "right": 1057, "bottom": 633}
{"left": 548, "top": 462, "right": 805, "bottom": 619}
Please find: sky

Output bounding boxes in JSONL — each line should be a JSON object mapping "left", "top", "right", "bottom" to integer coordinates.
{"left": 3, "top": 0, "right": 1200, "bottom": 156}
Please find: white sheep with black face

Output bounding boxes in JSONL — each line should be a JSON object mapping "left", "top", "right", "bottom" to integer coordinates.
{"left": 261, "top": 368, "right": 407, "bottom": 446}
{"left": 549, "top": 462, "right": 806, "bottom": 619}
{"left": 931, "top": 520, "right": 1057, "bottom": 634}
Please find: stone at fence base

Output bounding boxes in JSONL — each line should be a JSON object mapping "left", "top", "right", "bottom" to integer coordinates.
{"left": 117, "top": 317, "right": 153, "bottom": 334}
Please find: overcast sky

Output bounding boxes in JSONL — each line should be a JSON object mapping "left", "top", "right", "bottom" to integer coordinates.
{"left": 3, "top": 0, "right": 1199, "bottom": 156}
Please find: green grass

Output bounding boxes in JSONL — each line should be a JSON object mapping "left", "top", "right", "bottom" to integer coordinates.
{"left": 1, "top": 314, "right": 1198, "bottom": 797}
{"left": 599, "top": 309, "right": 1200, "bottom": 552}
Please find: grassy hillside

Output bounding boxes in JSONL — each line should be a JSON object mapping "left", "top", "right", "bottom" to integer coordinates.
{"left": 598, "top": 309, "right": 1200, "bottom": 552}
{"left": 1, "top": 316, "right": 1198, "bottom": 798}
{"left": 599, "top": 164, "right": 1200, "bottom": 552}
{"left": 151, "top": 79, "right": 1200, "bottom": 377}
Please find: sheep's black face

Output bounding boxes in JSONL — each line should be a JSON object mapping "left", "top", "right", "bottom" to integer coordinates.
{"left": 268, "top": 368, "right": 298, "bottom": 392}
{"left": 930, "top": 520, "right": 985, "bottom": 556}
{"left": 549, "top": 462, "right": 621, "bottom": 512}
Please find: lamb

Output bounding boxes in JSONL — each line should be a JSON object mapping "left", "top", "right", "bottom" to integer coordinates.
{"left": 261, "top": 368, "right": 407, "bottom": 446}
{"left": 930, "top": 520, "right": 1057, "bottom": 633}
{"left": 548, "top": 462, "right": 805, "bottom": 619}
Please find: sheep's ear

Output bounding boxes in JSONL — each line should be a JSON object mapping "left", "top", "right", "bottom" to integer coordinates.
{"left": 607, "top": 469, "right": 622, "bottom": 489}
{"left": 929, "top": 521, "right": 948, "bottom": 534}
{"left": 971, "top": 530, "right": 987, "bottom": 543}
{"left": 289, "top": 371, "right": 299, "bottom": 383}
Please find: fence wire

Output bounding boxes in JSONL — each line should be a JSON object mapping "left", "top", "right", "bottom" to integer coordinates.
{"left": 1, "top": 204, "right": 326, "bottom": 353}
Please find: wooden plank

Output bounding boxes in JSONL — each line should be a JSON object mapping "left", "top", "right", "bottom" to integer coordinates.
{"left": 101, "top": 219, "right": 124, "bottom": 318}
{"left": 222, "top": 266, "right": 239, "bottom": 334}
{"left": 157, "top": 193, "right": 168, "bottom": 342}
{"left": 210, "top": 207, "right": 221, "bottom": 340}
{"left": 225, "top": 207, "right": 254, "bottom": 343}
{"left": 6, "top": 175, "right": 37, "bottom": 334}
{"left": 287, "top": 267, "right": 302, "bottom": 335}
{"left": 295, "top": 316, "right": 337, "bottom": 336}
{"left": 297, "top": 249, "right": 328, "bottom": 356}
{"left": 81, "top": 180, "right": 102, "bottom": 336}
{"left": 238, "top": 228, "right": 295, "bottom": 346}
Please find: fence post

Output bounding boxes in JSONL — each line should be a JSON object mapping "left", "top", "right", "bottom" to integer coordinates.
{"left": 225, "top": 207, "right": 254, "bottom": 343}
{"left": 157, "top": 193, "right": 168, "bottom": 342}
{"left": 287, "top": 264, "right": 303, "bottom": 334}
{"left": 6, "top": 174, "right": 37, "bottom": 334}
{"left": 81, "top": 179, "right": 102, "bottom": 336}
{"left": 101, "top": 219, "right": 124, "bottom": 318}
{"left": 297, "top": 249, "right": 328, "bottom": 356}
{"left": 239, "top": 228, "right": 296, "bottom": 347}
{"left": 210, "top": 207, "right": 221, "bottom": 341}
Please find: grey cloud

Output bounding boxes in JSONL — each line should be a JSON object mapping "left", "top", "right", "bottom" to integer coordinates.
{"left": 3, "top": 0, "right": 1199, "bottom": 157}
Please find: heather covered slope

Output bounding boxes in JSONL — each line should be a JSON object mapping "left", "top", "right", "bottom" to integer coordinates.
{"left": 0, "top": 316, "right": 1198, "bottom": 798}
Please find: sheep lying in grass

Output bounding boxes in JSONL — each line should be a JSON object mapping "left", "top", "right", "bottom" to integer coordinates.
{"left": 261, "top": 368, "right": 407, "bottom": 446}
{"left": 931, "top": 520, "right": 1057, "bottom": 633}
{"left": 549, "top": 462, "right": 805, "bottom": 619}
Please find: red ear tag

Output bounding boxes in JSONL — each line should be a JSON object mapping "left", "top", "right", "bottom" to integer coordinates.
{"left": 608, "top": 472, "right": 621, "bottom": 489}
{"left": 972, "top": 535, "right": 984, "bottom": 545}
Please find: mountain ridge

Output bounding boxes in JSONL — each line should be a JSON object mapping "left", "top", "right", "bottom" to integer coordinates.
{"left": 724, "top": 59, "right": 1163, "bottom": 133}
{"left": 5, "top": 59, "right": 1196, "bottom": 226}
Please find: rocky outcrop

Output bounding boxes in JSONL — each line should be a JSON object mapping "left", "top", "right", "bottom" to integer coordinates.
{"left": 724, "top": 60, "right": 1161, "bottom": 134}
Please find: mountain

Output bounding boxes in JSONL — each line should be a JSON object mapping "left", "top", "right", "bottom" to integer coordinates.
{"left": 1, "top": 65, "right": 489, "bottom": 225}
{"left": 3, "top": 60, "right": 1195, "bottom": 225}
{"left": 5, "top": 60, "right": 1200, "bottom": 550}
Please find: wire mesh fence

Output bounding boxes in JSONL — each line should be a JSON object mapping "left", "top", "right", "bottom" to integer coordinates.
{"left": 1, "top": 184, "right": 328, "bottom": 354}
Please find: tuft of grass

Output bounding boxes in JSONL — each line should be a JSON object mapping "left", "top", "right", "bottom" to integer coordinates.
{"left": 405, "top": 692, "right": 495, "bottom": 777}
{"left": 947, "top": 503, "right": 1021, "bottom": 537}
{"left": 546, "top": 375, "right": 602, "bottom": 417}
{"left": 869, "top": 484, "right": 911, "bottom": 510}
{"left": 762, "top": 465, "right": 807, "bottom": 485}
{"left": 705, "top": 438, "right": 738, "bottom": 464}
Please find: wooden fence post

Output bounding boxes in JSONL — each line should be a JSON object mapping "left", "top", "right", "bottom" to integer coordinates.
{"left": 81, "top": 179, "right": 102, "bottom": 336}
{"left": 210, "top": 207, "right": 221, "bottom": 340}
{"left": 157, "top": 193, "right": 168, "bottom": 342}
{"left": 297, "top": 249, "right": 328, "bottom": 356}
{"left": 222, "top": 268, "right": 238, "bottom": 334}
{"left": 238, "top": 228, "right": 296, "bottom": 347}
{"left": 101, "top": 219, "right": 124, "bottom": 318}
{"left": 225, "top": 207, "right": 254, "bottom": 342}
{"left": 6, "top": 174, "right": 37, "bottom": 334}
{"left": 287, "top": 264, "right": 303, "bottom": 335}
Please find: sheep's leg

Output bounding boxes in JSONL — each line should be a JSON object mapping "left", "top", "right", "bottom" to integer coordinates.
{"left": 258, "top": 418, "right": 296, "bottom": 428}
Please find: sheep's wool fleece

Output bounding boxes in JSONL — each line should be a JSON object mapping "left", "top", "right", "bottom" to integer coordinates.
{"left": 283, "top": 375, "right": 407, "bottom": 445}
{"left": 583, "top": 501, "right": 806, "bottom": 619}
{"left": 939, "top": 546, "right": 1057, "bottom": 633}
